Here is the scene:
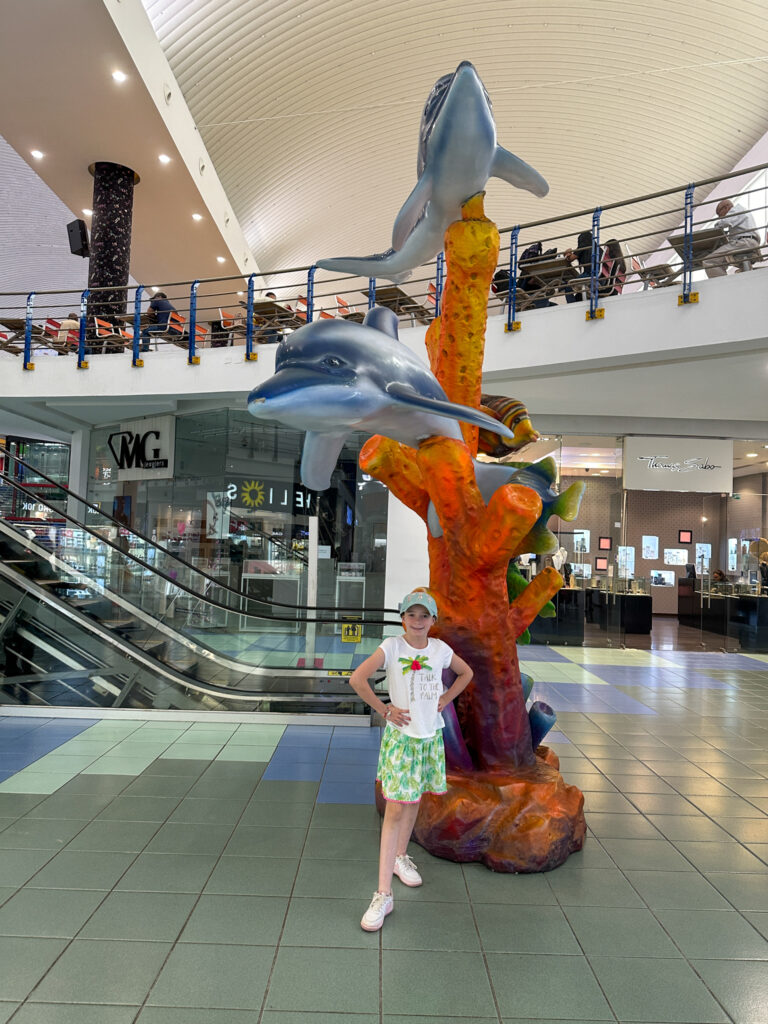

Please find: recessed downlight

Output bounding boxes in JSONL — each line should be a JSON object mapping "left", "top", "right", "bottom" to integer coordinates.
{"left": 192, "top": 213, "right": 203, "bottom": 221}
{"left": 112, "top": 70, "right": 128, "bottom": 83}
{"left": 746, "top": 452, "right": 759, "bottom": 458}
{"left": 30, "top": 150, "right": 44, "bottom": 160}
{"left": 158, "top": 153, "right": 171, "bottom": 164}
{"left": 216, "top": 256, "right": 226, "bottom": 264}
{"left": 82, "top": 208, "right": 92, "bottom": 217}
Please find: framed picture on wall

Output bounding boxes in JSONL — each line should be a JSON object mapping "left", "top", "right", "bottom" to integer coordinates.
{"left": 642, "top": 535, "right": 659, "bottom": 559}
{"left": 678, "top": 529, "right": 693, "bottom": 544}
{"left": 598, "top": 536, "right": 612, "bottom": 551}
{"left": 594, "top": 556, "right": 608, "bottom": 571}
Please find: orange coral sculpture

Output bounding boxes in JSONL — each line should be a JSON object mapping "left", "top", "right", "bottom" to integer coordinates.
{"left": 363, "top": 193, "right": 585, "bottom": 871}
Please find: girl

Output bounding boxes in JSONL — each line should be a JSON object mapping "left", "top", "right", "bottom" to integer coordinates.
{"left": 348, "top": 590, "right": 473, "bottom": 931}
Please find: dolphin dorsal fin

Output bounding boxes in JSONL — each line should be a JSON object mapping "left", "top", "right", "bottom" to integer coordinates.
{"left": 363, "top": 306, "right": 400, "bottom": 339}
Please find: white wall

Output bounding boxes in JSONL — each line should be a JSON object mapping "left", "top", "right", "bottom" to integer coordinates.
{"left": 383, "top": 493, "right": 429, "bottom": 629}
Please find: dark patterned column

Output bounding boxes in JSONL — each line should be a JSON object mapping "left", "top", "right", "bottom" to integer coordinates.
{"left": 87, "top": 161, "right": 139, "bottom": 329}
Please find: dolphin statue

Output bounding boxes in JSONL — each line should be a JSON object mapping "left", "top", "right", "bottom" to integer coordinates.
{"left": 247, "top": 307, "right": 584, "bottom": 541}
{"left": 247, "top": 306, "right": 517, "bottom": 493}
{"left": 316, "top": 61, "right": 549, "bottom": 283}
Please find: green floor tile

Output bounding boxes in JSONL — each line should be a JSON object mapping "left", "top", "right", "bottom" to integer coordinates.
{"left": 302, "top": 825, "right": 381, "bottom": 860}
{"left": 141, "top": 759, "right": 209, "bottom": 777}
{"left": 626, "top": 793, "right": 702, "bottom": 816}
{"left": 0, "top": 1005, "right": 20, "bottom": 1024}
{"left": 309, "top": 803, "right": 382, "bottom": 830}
{"left": 280, "top": 896, "right": 383, "bottom": 949}
{"left": 646, "top": 815, "right": 734, "bottom": 842}
{"left": 66, "top": 818, "right": 159, "bottom": 853}
{"left": 624, "top": 870, "right": 731, "bottom": 910}
{"left": 0, "top": 848, "right": 56, "bottom": 887}
{"left": 139, "top": 1010, "right": 266, "bottom": 1024}
{"left": 28, "top": 850, "right": 134, "bottom": 890}
{"left": 656, "top": 909, "right": 768, "bottom": 959}
{"left": 79, "top": 891, "right": 196, "bottom": 941}
{"left": 12, "top": 1004, "right": 138, "bottom": 1023}
{"left": 121, "top": 774, "right": 195, "bottom": 798}
{"left": 383, "top": 949, "right": 496, "bottom": 1017}
{"left": 27, "top": 792, "right": 115, "bottom": 820}
{"left": 486, "top": 951, "right": 613, "bottom": 1019}
{"left": 718, "top": 818, "right": 768, "bottom": 843}
{"left": 588, "top": 955, "right": 729, "bottom": 1022}
{"left": 267, "top": 946, "right": 379, "bottom": 1014}
{"left": 205, "top": 855, "right": 299, "bottom": 896}
{"left": 30, "top": 754, "right": 99, "bottom": 773}
{"left": 0, "top": 772, "right": 75, "bottom": 794}
{"left": 215, "top": 745, "right": 275, "bottom": 761}
{"left": 0, "top": 936, "right": 68, "bottom": 1000}
{"left": 0, "top": 816, "right": 85, "bottom": 849}
{"left": 0, "top": 887, "right": 105, "bottom": 937}
{"left": 168, "top": 796, "right": 248, "bottom": 825}
{"left": 473, "top": 902, "right": 580, "bottom": 954}
{"left": 600, "top": 838, "right": 695, "bottom": 872}
{"left": 251, "top": 780, "right": 319, "bottom": 803}
{"left": 673, "top": 840, "right": 767, "bottom": 873}
{"left": 97, "top": 795, "right": 181, "bottom": 822}
{"left": 180, "top": 893, "right": 287, "bottom": 945}
{"left": 82, "top": 756, "right": 156, "bottom": 775}
{"left": 54, "top": 775, "right": 131, "bottom": 798}
{"left": 148, "top": 822, "right": 232, "bottom": 856}
{"left": 585, "top": 812, "right": 663, "bottom": 840}
{"left": 185, "top": 774, "right": 261, "bottom": 800}
{"left": 162, "top": 743, "right": 224, "bottom": 760}
{"left": 581, "top": 792, "right": 638, "bottom": 814}
{"left": 148, "top": 943, "right": 274, "bottom": 1010}
{"left": 688, "top": 795, "right": 766, "bottom": 818}
{"left": 547, "top": 868, "right": 645, "bottom": 908}
{"left": 743, "top": 911, "right": 768, "bottom": 940}
{"left": 462, "top": 862, "right": 558, "bottom": 905}
{"left": 240, "top": 800, "right": 315, "bottom": 828}
{"left": 31, "top": 938, "right": 172, "bottom": 1004}
{"left": 607, "top": 774, "right": 675, "bottom": 795}
{"left": 690, "top": 958, "right": 768, "bottom": 1024}
{"left": 384, "top": 1017, "right": 495, "bottom": 1024}
{"left": 565, "top": 905, "right": 682, "bottom": 957}
{"left": 225, "top": 824, "right": 306, "bottom": 858}
{"left": 199, "top": 760, "right": 266, "bottom": 780}
{"left": 117, "top": 852, "right": 217, "bottom": 893}
{"left": 703, "top": 872, "right": 768, "bottom": 912}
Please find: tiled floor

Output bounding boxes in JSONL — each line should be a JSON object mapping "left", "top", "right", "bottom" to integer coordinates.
{"left": 0, "top": 646, "right": 767, "bottom": 1022}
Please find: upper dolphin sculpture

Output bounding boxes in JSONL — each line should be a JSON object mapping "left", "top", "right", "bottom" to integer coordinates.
{"left": 316, "top": 61, "right": 549, "bottom": 283}
{"left": 247, "top": 306, "right": 518, "bottom": 492}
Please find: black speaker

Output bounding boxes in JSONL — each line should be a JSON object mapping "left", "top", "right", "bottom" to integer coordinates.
{"left": 67, "top": 218, "right": 90, "bottom": 258}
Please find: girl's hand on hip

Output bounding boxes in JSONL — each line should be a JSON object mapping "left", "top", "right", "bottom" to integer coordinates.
{"left": 387, "top": 704, "right": 410, "bottom": 727}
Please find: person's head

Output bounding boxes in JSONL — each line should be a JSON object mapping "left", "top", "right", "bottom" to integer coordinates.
{"left": 716, "top": 199, "right": 733, "bottom": 218}
{"left": 712, "top": 569, "right": 726, "bottom": 581}
{"left": 154, "top": 291, "right": 167, "bottom": 300}
{"left": 399, "top": 591, "right": 437, "bottom": 635}
{"left": 265, "top": 291, "right": 277, "bottom": 300}
{"left": 68, "top": 312, "right": 79, "bottom": 321}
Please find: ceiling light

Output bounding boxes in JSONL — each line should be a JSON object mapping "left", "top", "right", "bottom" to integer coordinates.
{"left": 150, "top": 286, "right": 159, "bottom": 293}
{"left": 237, "top": 291, "right": 244, "bottom": 296}
{"left": 30, "top": 149, "right": 43, "bottom": 160}
{"left": 158, "top": 153, "right": 171, "bottom": 164}
{"left": 745, "top": 452, "right": 758, "bottom": 458}
{"left": 600, "top": 469, "right": 609, "bottom": 474}
{"left": 216, "top": 256, "right": 226, "bottom": 263}
{"left": 112, "top": 70, "right": 128, "bottom": 83}
{"left": 192, "top": 213, "right": 203, "bottom": 221}
{"left": 82, "top": 208, "right": 92, "bottom": 216}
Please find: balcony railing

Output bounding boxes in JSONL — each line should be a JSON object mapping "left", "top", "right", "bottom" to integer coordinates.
{"left": 1, "top": 162, "right": 767, "bottom": 373}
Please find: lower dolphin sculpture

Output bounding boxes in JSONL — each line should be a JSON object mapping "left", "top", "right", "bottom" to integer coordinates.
{"left": 316, "top": 61, "right": 548, "bottom": 283}
{"left": 247, "top": 307, "right": 583, "bottom": 543}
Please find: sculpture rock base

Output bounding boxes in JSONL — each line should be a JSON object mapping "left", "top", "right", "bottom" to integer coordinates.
{"left": 375, "top": 747, "right": 585, "bottom": 873}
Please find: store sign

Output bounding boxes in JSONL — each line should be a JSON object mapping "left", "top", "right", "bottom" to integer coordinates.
{"left": 623, "top": 437, "right": 732, "bottom": 494}
{"left": 226, "top": 478, "right": 317, "bottom": 515}
{"left": 108, "top": 415, "right": 175, "bottom": 482}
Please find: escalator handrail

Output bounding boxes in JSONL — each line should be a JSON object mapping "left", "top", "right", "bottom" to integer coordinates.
{"left": 0, "top": 442, "right": 397, "bottom": 614}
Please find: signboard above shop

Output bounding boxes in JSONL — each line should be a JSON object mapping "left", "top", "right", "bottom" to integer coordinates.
{"left": 623, "top": 437, "right": 733, "bottom": 494}
{"left": 107, "top": 415, "right": 176, "bottom": 482}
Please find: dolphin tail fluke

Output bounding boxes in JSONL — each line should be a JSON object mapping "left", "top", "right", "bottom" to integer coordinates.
{"left": 551, "top": 480, "right": 586, "bottom": 522}
{"left": 300, "top": 431, "right": 348, "bottom": 491}
{"left": 491, "top": 146, "right": 549, "bottom": 198}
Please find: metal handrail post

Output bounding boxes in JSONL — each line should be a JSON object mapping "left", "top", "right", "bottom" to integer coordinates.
{"left": 306, "top": 265, "right": 316, "bottom": 322}
{"left": 23, "top": 292, "right": 35, "bottom": 370}
{"left": 132, "top": 286, "right": 144, "bottom": 368}
{"left": 587, "top": 207, "right": 602, "bottom": 320}
{"left": 368, "top": 277, "right": 376, "bottom": 310}
{"left": 78, "top": 289, "right": 90, "bottom": 369}
{"left": 507, "top": 226, "right": 520, "bottom": 332}
{"left": 245, "top": 273, "right": 257, "bottom": 361}
{"left": 188, "top": 280, "right": 200, "bottom": 364}
{"left": 682, "top": 183, "right": 695, "bottom": 303}
{"left": 435, "top": 252, "right": 444, "bottom": 316}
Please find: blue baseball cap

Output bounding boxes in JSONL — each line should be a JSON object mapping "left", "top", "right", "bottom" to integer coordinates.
{"left": 399, "top": 591, "right": 438, "bottom": 618}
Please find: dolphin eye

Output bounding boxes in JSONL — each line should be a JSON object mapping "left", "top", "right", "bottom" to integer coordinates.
{"left": 323, "top": 356, "right": 344, "bottom": 369}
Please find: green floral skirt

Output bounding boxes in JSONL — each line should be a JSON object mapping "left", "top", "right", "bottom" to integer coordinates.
{"left": 377, "top": 724, "right": 447, "bottom": 803}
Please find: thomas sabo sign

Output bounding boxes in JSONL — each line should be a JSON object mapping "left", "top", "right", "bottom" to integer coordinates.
{"left": 623, "top": 437, "right": 732, "bottom": 494}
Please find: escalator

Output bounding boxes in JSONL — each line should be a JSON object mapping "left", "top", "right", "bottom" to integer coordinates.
{"left": 0, "top": 446, "right": 398, "bottom": 713}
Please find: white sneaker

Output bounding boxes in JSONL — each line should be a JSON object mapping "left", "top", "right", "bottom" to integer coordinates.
{"left": 394, "top": 853, "right": 423, "bottom": 887}
{"left": 361, "top": 890, "right": 393, "bottom": 931}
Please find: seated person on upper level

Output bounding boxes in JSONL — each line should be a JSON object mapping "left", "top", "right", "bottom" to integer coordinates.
{"left": 703, "top": 199, "right": 761, "bottom": 278}
{"left": 257, "top": 291, "right": 284, "bottom": 345}
{"left": 491, "top": 242, "right": 557, "bottom": 309}
{"left": 141, "top": 292, "right": 176, "bottom": 352}
{"left": 563, "top": 229, "right": 594, "bottom": 303}
{"left": 57, "top": 312, "right": 80, "bottom": 349}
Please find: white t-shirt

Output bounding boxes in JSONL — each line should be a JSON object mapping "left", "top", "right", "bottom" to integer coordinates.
{"left": 379, "top": 634, "right": 454, "bottom": 739}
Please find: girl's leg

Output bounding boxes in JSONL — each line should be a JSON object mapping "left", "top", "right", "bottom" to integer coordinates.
{"left": 395, "top": 801, "right": 421, "bottom": 857}
{"left": 378, "top": 799, "right": 419, "bottom": 893}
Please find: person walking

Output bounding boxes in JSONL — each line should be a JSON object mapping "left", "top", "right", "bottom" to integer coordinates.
{"left": 348, "top": 590, "right": 473, "bottom": 931}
